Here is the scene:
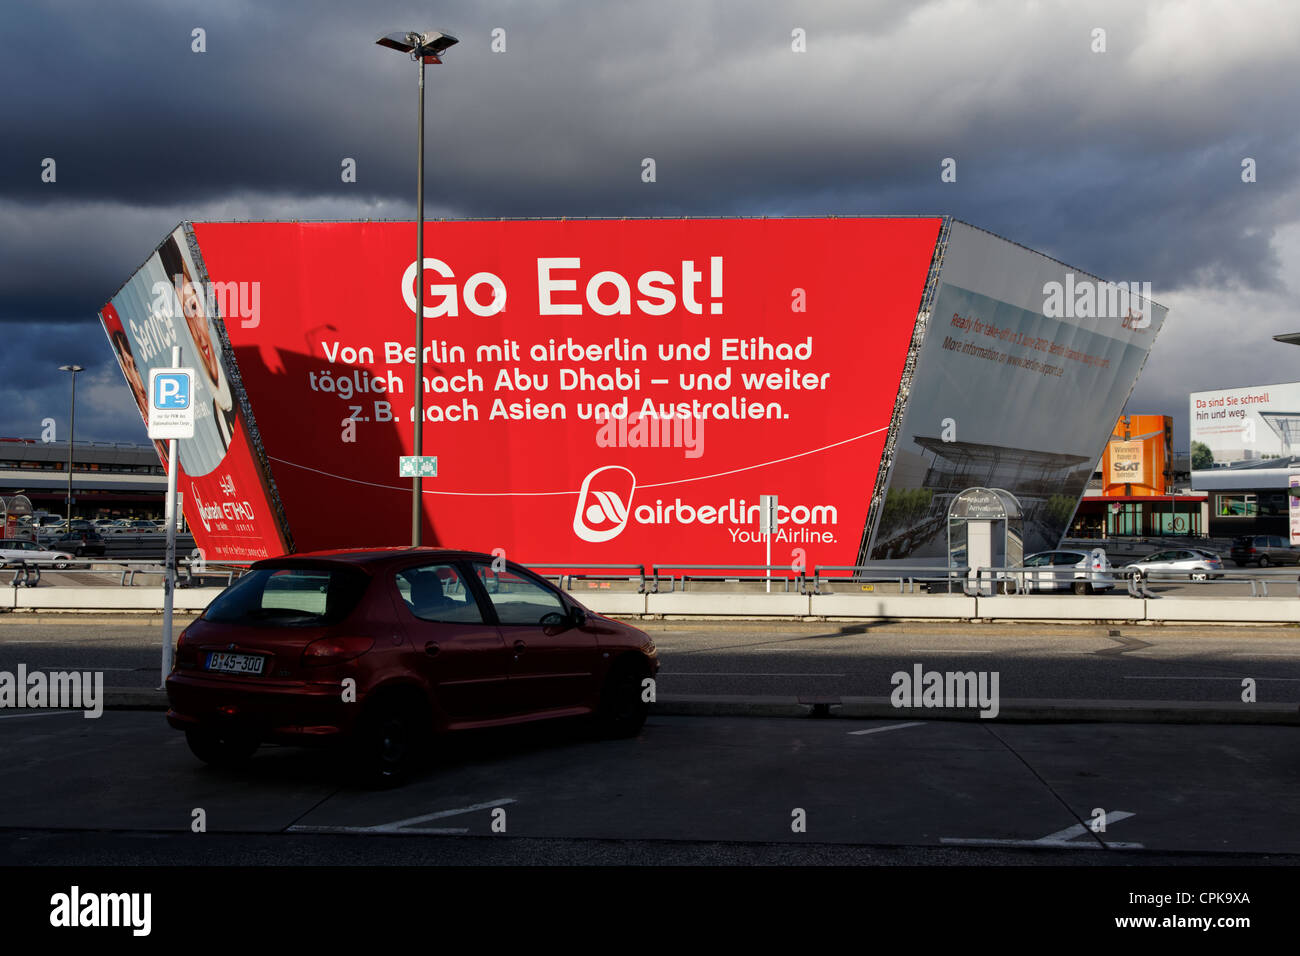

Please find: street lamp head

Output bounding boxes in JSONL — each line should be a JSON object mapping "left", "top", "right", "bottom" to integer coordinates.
{"left": 377, "top": 30, "right": 458, "bottom": 63}
{"left": 58, "top": 365, "right": 85, "bottom": 373}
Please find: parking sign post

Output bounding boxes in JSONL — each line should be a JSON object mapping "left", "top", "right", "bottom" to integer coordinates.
{"left": 759, "top": 494, "right": 778, "bottom": 593}
{"left": 147, "top": 349, "right": 194, "bottom": 688}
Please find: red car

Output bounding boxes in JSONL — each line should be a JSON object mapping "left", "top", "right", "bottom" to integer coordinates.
{"left": 166, "top": 548, "right": 658, "bottom": 785}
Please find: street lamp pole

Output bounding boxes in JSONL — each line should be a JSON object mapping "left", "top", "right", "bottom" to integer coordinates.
{"left": 58, "top": 364, "right": 84, "bottom": 529}
{"left": 377, "top": 29, "right": 458, "bottom": 547}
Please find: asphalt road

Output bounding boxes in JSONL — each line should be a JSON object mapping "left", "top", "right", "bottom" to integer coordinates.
{"left": 2, "top": 616, "right": 1297, "bottom": 707}
{"left": 1, "top": 711, "right": 1297, "bottom": 864}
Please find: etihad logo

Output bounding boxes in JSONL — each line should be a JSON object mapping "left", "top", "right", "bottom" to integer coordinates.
{"left": 191, "top": 480, "right": 256, "bottom": 533}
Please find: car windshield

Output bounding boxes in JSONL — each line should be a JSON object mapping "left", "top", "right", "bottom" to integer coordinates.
{"left": 204, "top": 566, "right": 369, "bottom": 627}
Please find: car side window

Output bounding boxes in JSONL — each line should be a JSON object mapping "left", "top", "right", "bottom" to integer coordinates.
{"left": 1052, "top": 553, "right": 1079, "bottom": 565}
{"left": 474, "top": 563, "right": 566, "bottom": 625}
{"left": 1023, "top": 554, "right": 1048, "bottom": 567}
{"left": 395, "top": 563, "right": 484, "bottom": 624}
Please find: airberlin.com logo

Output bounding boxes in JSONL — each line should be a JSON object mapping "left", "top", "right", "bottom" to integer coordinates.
{"left": 572, "top": 466, "right": 838, "bottom": 543}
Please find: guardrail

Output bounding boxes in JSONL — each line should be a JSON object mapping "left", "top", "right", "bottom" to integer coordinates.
{"left": 649, "top": 564, "right": 807, "bottom": 593}
{"left": 808, "top": 564, "right": 1300, "bottom": 599}
{"left": 527, "top": 563, "right": 647, "bottom": 593}
{"left": 1, "top": 558, "right": 249, "bottom": 589}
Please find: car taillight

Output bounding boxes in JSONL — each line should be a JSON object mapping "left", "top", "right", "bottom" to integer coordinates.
{"left": 174, "top": 626, "right": 195, "bottom": 668}
{"left": 302, "top": 636, "right": 374, "bottom": 667}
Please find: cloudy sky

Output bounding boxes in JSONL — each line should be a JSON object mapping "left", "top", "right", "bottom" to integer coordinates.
{"left": 2, "top": 0, "right": 1298, "bottom": 451}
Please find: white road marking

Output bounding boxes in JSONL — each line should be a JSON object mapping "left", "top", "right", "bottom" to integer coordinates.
{"left": 288, "top": 824, "right": 468, "bottom": 835}
{"left": 364, "top": 797, "right": 518, "bottom": 833}
{"left": 0, "top": 710, "right": 81, "bottom": 720}
{"left": 943, "top": 811, "right": 1141, "bottom": 849}
{"left": 909, "top": 649, "right": 995, "bottom": 653}
{"left": 848, "top": 721, "right": 925, "bottom": 736}
{"left": 1123, "top": 675, "right": 1300, "bottom": 681}
{"left": 666, "top": 672, "right": 847, "bottom": 678}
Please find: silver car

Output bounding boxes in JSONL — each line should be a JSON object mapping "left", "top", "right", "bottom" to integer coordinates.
{"left": 0, "top": 538, "right": 73, "bottom": 569}
{"left": 1125, "top": 548, "right": 1224, "bottom": 581}
{"left": 1016, "top": 548, "right": 1115, "bottom": 594}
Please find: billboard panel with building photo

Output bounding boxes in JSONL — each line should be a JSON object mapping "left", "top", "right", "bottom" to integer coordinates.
{"left": 863, "top": 221, "right": 1169, "bottom": 562}
{"left": 1189, "top": 382, "right": 1300, "bottom": 492}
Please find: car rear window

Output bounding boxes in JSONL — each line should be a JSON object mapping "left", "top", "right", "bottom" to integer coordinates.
{"left": 204, "top": 566, "right": 369, "bottom": 626}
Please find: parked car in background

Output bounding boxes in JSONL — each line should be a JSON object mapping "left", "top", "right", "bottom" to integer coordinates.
{"left": 51, "top": 530, "right": 108, "bottom": 557}
{"left": 1125, "top": 548, "right": 1224, "bottom": 581}
{"left": 166, "top": 548, "right": 659, "bottom": 786}
{"left": 1229, "top": 535, "right": 1300, "bottom": 567}
{"left": 0, "top": 539, "right": 73, "bottom": 569}
{"left": 1014, "top": 549, "right": 1115, "bottom": 594}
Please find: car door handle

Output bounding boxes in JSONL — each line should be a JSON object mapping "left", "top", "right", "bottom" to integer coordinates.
{"left": 513, "top": 640, "right": 527, "bottom": 654}
{"left": 424, "top": 642, "right": 439, "bottom": 657}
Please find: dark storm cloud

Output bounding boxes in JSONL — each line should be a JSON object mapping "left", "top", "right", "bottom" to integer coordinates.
{"left": 2, "top": 0, "right": 1299, "bottom": 441}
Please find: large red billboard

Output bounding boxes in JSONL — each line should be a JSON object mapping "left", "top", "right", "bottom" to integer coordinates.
{"left": 174, "top": 217, "right": 940, "bottom": 567}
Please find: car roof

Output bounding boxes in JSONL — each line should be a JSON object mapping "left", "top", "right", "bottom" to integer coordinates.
{"left": 252, "top": 547, "right": 496, "bottom": 570}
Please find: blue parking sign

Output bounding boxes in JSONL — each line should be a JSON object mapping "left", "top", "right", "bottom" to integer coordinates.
{"left": 147, "top": 367, "right": 196, "bottom": 439}
{"left": 153, "top": 372, "right": 191, "bottom": 409}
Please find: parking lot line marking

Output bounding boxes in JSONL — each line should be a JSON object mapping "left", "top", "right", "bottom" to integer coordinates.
{"left": 666, "top": 672, "right": 847, "bottom": 678}
{"left": 909, "top": 649, "right": 995, "bottom": 653}
{"left": 848, "top": 721, "right": 925, "bottom": 736}
{"left": 287, "top": 825, "right": 469, "bottom": 835}
{"left": 0, "top": 710, "right": 81, "bottom": 720}
{"left": 943, "top": 811, "right": 1139, "bottom": 849}
{"left": 1034, "top": 811, "right": 1135, "bottom": 843}
{"left": 1123, "top": 675, "right": 1300, "bottom": 681}
{"left": 367, "top": 797, "right": 518, "bottom": 832}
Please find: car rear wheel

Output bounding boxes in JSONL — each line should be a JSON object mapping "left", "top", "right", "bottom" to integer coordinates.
{"left": 594, "top": 656, "right": 652, "bottom": 739}
{"left": 1258, "top": 556, "right": 1270, "bottom": 568}
{"left": 1190, "top": 571, "right": 1208, "bottom": 581}
{"left": 185, "top": 729, "right": 259, "bottom": 768}
{"left": 53, "top": 560, "right": 69, "bottom": 569}
{"left": 349, "top": 696, "right": 428, "bottom": 788}
{"left": 1072, "top": 581, "right": 1090, "bottom": 595}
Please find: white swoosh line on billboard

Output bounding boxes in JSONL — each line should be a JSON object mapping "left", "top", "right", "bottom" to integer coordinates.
{"left": 266, "top": 426, "right": 887, "bottom": 497}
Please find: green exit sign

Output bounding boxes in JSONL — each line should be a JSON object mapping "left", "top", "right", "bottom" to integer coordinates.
{"left": 399, "top": 456, "right": 438, "bottom": 478}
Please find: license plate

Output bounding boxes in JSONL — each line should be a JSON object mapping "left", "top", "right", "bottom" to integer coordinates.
{"left": 205, "top": 652, "right": 266, "bottom": 675}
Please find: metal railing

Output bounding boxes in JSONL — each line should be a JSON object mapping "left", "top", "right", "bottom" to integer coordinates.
{"left": 1, "top": 558, "right": 249, "bottom": 589}
{"left": 526, "top": 563, "right": 647, "bottom": 593}
{"left": 648, "top": 564, "right": 806, "bottom": 593}
{"left": 807, "top": 564, "right": 1300, "bottom": 599}
{"left": 6, "top": 557, "right": 1299, "bottom": 601}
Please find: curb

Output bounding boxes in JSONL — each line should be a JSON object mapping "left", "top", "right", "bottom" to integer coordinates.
{"left": 101, "top": 689, "right": 1300, "bottom": 725}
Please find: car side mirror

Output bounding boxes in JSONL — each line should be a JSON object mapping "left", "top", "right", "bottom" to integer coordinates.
{"left": 567, "top": 605, "right": 587, "bottom": 629}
